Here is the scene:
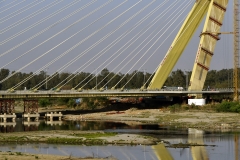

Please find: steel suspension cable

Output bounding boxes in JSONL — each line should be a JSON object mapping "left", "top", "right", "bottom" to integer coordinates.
{"left": 28, "top": 0, "right": 129, "bottom": 91}
{"left": 30, "top": 0, "right": 141, "bottom": 91}
{"left": 54, "top": 0, "right": 160, "bottom": 90}
{"left": 95, "top": 0, "right": 180, "bottom": 90}
{"left": 0, "top": 0, "right": 41, "bottom": 23}
{"left": 9, "top": 0, "right": 115, "bottom": 90}
{"left": 0, "top": 0, "right": 94, "bottom": 59}
{"left": 0, "top": 0, "right": 62, "bottom": 35}
{"left": 110, "top": 0, "right": 191, "bottom": 89}
{"left": 144, "top": 0, "right": 209, "bottom": 88}
{"left": 10, "top": 0, "right": 134, "bottom": 88}
{"left": 122, "top": 1, "right": 192, "bottom": 88}
{"left": 76, "top": 0, "right": 179, "bottom": 90}
{"left": 0, "top": 0, "right": 83, "bottom": 45}
{"left": 0, "top": 0, "right": 24, "bottom": 15}
{"left": 117, "top": 2, "right": 191, "bottom": 89}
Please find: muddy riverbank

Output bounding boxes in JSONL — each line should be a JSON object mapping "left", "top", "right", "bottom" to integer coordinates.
{"left": 0, "top": 152, "right": 112, "bottom": 160}
{"left": 63, "top": 108, "right": 240, "bottom": 131}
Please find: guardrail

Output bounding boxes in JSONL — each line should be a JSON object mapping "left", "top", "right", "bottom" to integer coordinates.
{"left": 0, "top": 88, "right": 235, "bottom": 94}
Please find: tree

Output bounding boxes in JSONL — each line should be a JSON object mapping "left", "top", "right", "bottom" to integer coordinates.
{"left": 39, "top": 98, "right": 51, "bottom": 107}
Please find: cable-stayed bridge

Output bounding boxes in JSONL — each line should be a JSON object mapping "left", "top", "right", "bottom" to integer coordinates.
{"left": 0, "top": 0, "right": 236, "bottom": 99}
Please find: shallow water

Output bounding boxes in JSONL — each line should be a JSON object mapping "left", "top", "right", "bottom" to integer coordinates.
{"left": 0, "top": 119, "right": 240, "bottom": 159}
{"left": 1, "top": 118, "right": 176, "bottom": 132}
{"left": 0, "top": 133, "right": 239, "bottom": 160}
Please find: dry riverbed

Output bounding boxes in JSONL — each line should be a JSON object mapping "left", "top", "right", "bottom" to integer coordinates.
{"left": 63, "top": 108, "right": 240, "bottom": 131}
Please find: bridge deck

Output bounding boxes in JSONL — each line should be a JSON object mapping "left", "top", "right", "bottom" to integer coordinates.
{"left": 0, "top": 89, "right": 233, "bottom": 99}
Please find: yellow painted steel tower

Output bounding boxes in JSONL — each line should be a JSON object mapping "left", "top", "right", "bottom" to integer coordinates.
{"left": 148, "top": 0, "right": 229, "bottom": 98}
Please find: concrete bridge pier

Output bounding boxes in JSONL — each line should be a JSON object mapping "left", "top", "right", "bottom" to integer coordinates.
{"left": 22, "top": 100, "right": 40, "bottom": 122}
{"left": 45, "top": 112, "right": 62, "bottom": 121}
{"left": 0, "top": 113, "right": 16, "bottom": 122}
{"left": 0, "top": 99, "right": 16, "bottom": 122}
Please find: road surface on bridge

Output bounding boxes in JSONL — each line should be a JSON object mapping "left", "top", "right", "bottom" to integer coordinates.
{"left": 0, "top": 89, "right": 233, "bottom": 99}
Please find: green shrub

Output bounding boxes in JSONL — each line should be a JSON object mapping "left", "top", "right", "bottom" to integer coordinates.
{"left": 38, "top": 98, "right": 52, "bottom": 107}
{"left": 170, "top": 104, "right": 180, "bottom": 113}
{"left": 216, "top": 101, "right": 240, "bottom": 113}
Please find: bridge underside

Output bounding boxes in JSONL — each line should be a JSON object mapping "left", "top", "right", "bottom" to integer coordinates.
{"left": 148, "top": 0, "right": 229, "bottom": 94}
{"left": 0, "top": 90, "right": 232, "bottom": 99}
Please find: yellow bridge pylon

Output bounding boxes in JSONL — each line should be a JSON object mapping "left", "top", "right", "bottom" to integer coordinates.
{"left": 148, "top": 0, "right": 229, "bottom": 98}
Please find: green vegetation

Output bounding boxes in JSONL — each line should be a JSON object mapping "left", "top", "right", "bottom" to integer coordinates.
{"left": 0, "top": 68, "right": 234, "bottom": 91}
{"left": 46, "top": 137, "right": 108, "bottom": 145}
{"left": 15, "top": 152, "right": 22, "bottom": 156}
{"left": 216, "top": 101, "right": 240, "bottom": 113}
{"left": 167, "top": 101, "right": 240, "bottom": 113}
{"left": 71, "top": 132, "right": 117, "bottom": 138}
{"left": 39, "top": 98, "right": 52, "bottom": 107}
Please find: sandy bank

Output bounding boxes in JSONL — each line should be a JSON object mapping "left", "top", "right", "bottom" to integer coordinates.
{"left": 0, "top": 151, "right": 114, "bottom": 160}
{"left": 63, "top": 109, "right": 240, "bottom": 130}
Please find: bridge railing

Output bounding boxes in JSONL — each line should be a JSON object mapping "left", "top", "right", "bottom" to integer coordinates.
{"left": 0, "top": 88, "right": 235, "bottom": 94}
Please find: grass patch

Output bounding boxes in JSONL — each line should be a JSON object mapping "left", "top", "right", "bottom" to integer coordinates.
{"left": 15, "top": 152, "right": 22, "bottom": 155}
{"left": 71, "top": 132, "right": 117, "bottom": 138}
{"left": 47, "top": 137, "right": 83, "bottom": 144}
{"left": 47, "top": 137, "right": 106, "bottom": 145}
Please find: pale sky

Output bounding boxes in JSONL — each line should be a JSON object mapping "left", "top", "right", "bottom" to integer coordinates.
{"left": 0, "top": 0, "right": 235, "bottom": 75}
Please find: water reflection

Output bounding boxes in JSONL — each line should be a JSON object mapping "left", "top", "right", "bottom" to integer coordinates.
{"left": 0, "top": 127, "right": 239, "bottom": 159}
{"left": 0, "top": 134, "right": 239, "bottom": 160}
{"left": 0, "top": 122, "right": 16, "bottom": 132}
{"left": 0, "top": 144, "right": 159, "bottom": 160}
{"left": 188, "top": 128, "right": 208, "bottom": 160}
{"left": 165, "top": 132, "right": 240, "bottom": 160}
{"left": 2, "top": 119, "right": 167, "bottom": 133}
{"left": 152, "top": 143, "right": 173, "bottom": 160}
{"left": 235, "top": 134, "right": 239, "bottom": 160}
{"left": 0, "top": 119, "right": 239, "bottom": 159}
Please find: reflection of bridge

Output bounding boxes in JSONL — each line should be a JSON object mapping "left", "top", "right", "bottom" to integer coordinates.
{"left": 152, "top": 129, "right": 240, "bottom": 160}
{"left": 0, "top": 89, "right": 234, "bottom": 99}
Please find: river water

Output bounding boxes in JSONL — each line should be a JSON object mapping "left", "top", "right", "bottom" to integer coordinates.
{"left": 0, "top": 119, "right": 240, "bottom": 160}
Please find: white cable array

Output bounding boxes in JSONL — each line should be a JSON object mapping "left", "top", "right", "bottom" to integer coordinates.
{"left": 22, "top": 0, "right": 127, "bottom": 89}
{"left": 0, "top": 0, "right": 101, "bottom": 71}
{"left": 30, "top": 0, "right": 141, "bottom": 90}
{"left": 0, "top": 0, "right": 62, "bottom": 35}
{"left": 13, "top": 0, "right": 127, "bottom": 90}
{"left": 0, "top": 0, "right": 83, "bottom": 45}
{"left": 0, "top": 0, "right": 16, "bottom": 10}
{"left": 0, "top": 0, "right": 94, "bottom": 59}
{"left": 0, "top": 0, "right": 41, "bottom": 23}
{"left": 2, "top": 0, "right": 200, "bottom": 91}
{"left": 76, "top": 0, "right": 178, "bottom": 90}
{"left": 0, "top": 0, "right": 6, "bottom": 4}
{"left": 114, "top": 0, "right": 193, "bottom": 89}
{"left": 0, "top": 0, "right": 23, "bottom": 15}
{"left": 53, "top": 0, "right": 160, "bottom": 89}
{"left": 99, "top": 0, "right": 186, "bottom": 89}
{"left": 94, "top": 0, "right": 181, "bottom": 90}
{"left": 8, "top": 0, "right": 115, "bottom": 88}
{"left": 124, "top": 8, "right": 193, "bottom": 89}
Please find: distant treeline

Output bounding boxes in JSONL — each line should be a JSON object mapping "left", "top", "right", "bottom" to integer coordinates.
{"left": 0, "top": 68, "right": 235, "bottom": 90}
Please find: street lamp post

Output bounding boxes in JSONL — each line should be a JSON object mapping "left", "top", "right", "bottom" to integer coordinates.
{"left": 143, "top": 69, "right": 146, "bottom": 86}
{"left": 96, "top": 69, "right": 97, "bottom": 90}
{"left": 46, "top": 68, "right": 48, "bottom": 90}
{"left": 185, "top": 70, "right": 189, "bottom": 90}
